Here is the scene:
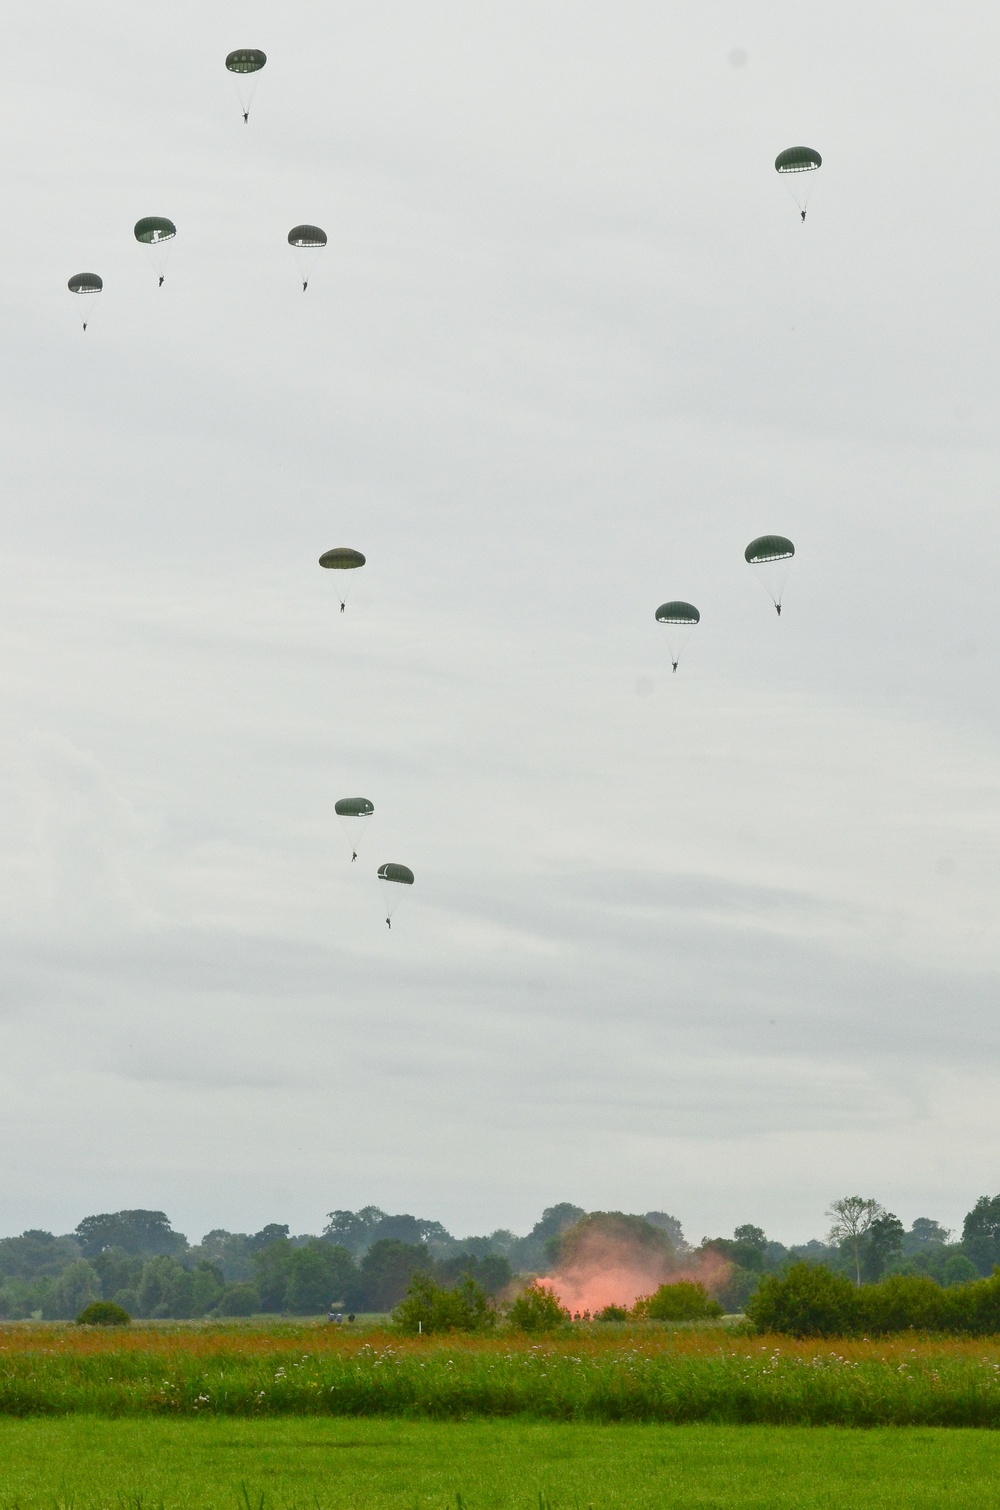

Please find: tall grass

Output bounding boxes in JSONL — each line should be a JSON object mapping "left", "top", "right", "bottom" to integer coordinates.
{"left": 3, "top": 1325, "right": 1000, "bottom": 1424}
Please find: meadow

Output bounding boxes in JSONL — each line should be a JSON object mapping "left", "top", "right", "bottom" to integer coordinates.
{"left": 5, "top": 1322, "right": 1000, "bottom": 1426}
{"left": 3, "top": 1417, "right": 1000, "bottom": 1508}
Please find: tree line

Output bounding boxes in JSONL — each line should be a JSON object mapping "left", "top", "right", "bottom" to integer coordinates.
{"left": 3, "top": 1194, "right": 1000, "bottom": 1321}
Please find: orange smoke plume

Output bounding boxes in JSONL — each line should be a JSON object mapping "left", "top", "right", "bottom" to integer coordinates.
{"left": 537, "top": 1223, "right": 731, "bottom": 1315}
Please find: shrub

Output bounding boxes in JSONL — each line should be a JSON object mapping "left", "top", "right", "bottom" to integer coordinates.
{"left": 75, "top": 1301, "right": 131, "bottom": 1326}
{"left": 394, "top": 1272, "right": 497, "bottom": 1335}
{"left": 595, "top": 1304, "right": 629, "bottom": 1321}
{"left": 952, "top": 1269, "right": 1000, "bottom": 1334}
{"left": 506, "top": 1282, "right": 570, "bottom": 1333}
{"left": 214, "top": 1282, "right": 260, "bottom": 1317}
{"left": 634, "top": 1281, "right": 723, "bottom": 1322}
{"left": 746, "top": 1262, "right": 859, "bottom": 1337}
{"left": 857, "top": 1273, "right": 945, "bottom": 1334}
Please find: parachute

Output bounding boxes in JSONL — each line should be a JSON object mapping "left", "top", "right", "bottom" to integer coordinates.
{"left": 133, "top": 218, "right": 176, "bottom": 286}
{"left": 226, "top": 49, "right": 266, "bottom": 73}
{"left": 774, "top": 146, "right": 822, "bottom": 173}
{"left": 336, "top": 797, "right": 375, "bottom": 817}
{"left": 377, "top": 862, "right": 414, "bottom": 928}
{"left": 745, "top": 535, "right": 795, "bottom": 615}
{"left": 226, "top": 49, "right": 266, "bottom": 122}
{"left": 67, "top": 272, "right": 102, "bottom": 331}
{"left": 335, "top": 797, "right": 375, "bottom": 862}
{"left": 655, "top": 601, "right": 700, "bottom": 673}
{"left": 288, "top": 225, "right": 327, "bottom": 291}
{"left": 319, "top": 548, "right": 365, "bottom": 611}
{"left": 774, "top": 146, "right": 821, "bottom": 221}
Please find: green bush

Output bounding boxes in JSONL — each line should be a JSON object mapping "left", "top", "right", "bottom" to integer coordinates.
{"left": 506, "top": 1282, "right": 570, "bottom": 1334}
{"left": 635, "top": 1281, "right": 723, "bottom": 1322}
{"left": 748, "top": 1262, "right": 1000, "bottom": 1336}
{"left": 595, "top": 1304, "right": 629, "bottom": 1321}
{"left": 952, "top": 1269, "right": 1000, "bottom": 1333}
{"left": 393, "top": 1272, "right": 497, "bottom": 1335}
{"left": 856, "top": 1273, "right": 944, "bottom": 1334}
{"left": 214, "top": 1282, "right": 260, "bottom": 1317}
{"left": 746, "top": 1263, "right": 858, "bottom": 1336}
{"left": 75, "top": 1301, "right": 131, "bottom": 1326}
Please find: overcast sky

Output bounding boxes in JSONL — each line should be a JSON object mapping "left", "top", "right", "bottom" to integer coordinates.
{"left": 2, "top": 1, "right": 999, "bottom": 1249}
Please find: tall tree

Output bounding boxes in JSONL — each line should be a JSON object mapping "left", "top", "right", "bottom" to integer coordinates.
{"left": 75, "top": 1212, "right": 187, "bottom": 1260}
{"left": 826, "top": 1197, "right": 883, "bottom": 1286}
{"left": 359, "top": 1239, "right": 433, "bottom": 1311}
{"left": 860, "top": 1212, "right": 904, "bottom": 1282}
{"left": 962, "top": 1195, "right": 1000, "bottom": 1275}
{"left": 322, "top": 1208, "right": 387, "bottom": 1255}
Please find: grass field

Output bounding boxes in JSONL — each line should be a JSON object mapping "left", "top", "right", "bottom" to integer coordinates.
{"left": 5, "top": 1323, "right": 1000, "bottom": 1425}
{"left": 3, "top": 1417, "right": 1000, "bottom": 1508}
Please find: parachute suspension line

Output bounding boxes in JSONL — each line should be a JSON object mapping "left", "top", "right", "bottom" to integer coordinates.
{"left": 230, "top": 74, "right": 259, "bottom": 123}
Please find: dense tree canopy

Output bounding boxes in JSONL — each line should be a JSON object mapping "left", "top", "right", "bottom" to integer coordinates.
{"left": 0, "top": 1195, "right": 990, "bottom": 1321}
{"left": 75, "top": 1211, "right": 187, "bottom": 1260}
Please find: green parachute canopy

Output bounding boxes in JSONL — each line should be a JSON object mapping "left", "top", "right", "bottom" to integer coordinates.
{"left": 134, "top": 217, "right": 176, "bottom": 245}
{"left": 68, "top": 273, "right": 102, "bottom": 294}
{"left": 335, "top": 798, "right": 375, "bottom": 818}
{"left": 288, "top": 225, "right": 327, "bottom": 248}
{"left": 745, "top": 535, "right": 795, "bottom": 564}
{"left": 745, "top": 536, "right": 795, "bottom": 614}
{"left": 655, "top": 601, "right": 700, "bottom": 625}
{"left": 319, "top": 548, "right": 365, "bottom": 570}
{"left": 226, "top": 49, "right": 266, "bottom": 74}
{"left": 774, "top": 146, "right": 821, "bottom": 174}
{"left": 378, "top": 863, "right": 414, "bottom": 885}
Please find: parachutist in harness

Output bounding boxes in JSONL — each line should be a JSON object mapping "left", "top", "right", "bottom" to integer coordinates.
{"left": 158, "top": 275, "right": 164, "bottom": 287}
{"left": 800, "top": 209, "right": 806, "bottom": 222}
{"left": 243, "top": 110, "right": 249, "bottom": 124}
{"left": 82, "top": 323, "right": 88, "bottom": 332}
{"left": 302, "top": 280, "right": 309, "bottom": 292}
{"left": 671, "top": 660, "right": 678, "bottom": 673}
{"left": 775, "top": 603, "right": 782, "bottom": 616}
{"left": 386, "top": 916, "right": 391, "bottom": 929}
{"left": 351, "top": 851, "right": 357, "bottom": 863}
{"left": 339, "top": 600, "right": 345, "bottom": 613}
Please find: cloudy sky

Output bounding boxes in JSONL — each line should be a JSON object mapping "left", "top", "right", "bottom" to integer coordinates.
{"left": 2, "top": 1, "right": 999, "bottom": 1249}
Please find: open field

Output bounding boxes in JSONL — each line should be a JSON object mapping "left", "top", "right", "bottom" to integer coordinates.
{"left": 5, "top": 1323, "right": 1000, "bottom": 1426}
{"left": 4, "top": 1417, "right": 1000, "bottom": 1508}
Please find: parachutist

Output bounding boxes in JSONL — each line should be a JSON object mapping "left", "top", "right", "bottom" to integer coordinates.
{"left": 302, "top": 280, "right": 308, "bottom": 292}
{"left": 351, "top": 851, "right": 357, "bottom": 863}
{"left": 386, "top": 916, "right": 391, "bottom": 929}
{"left": 775, "top": 603, "right": 782, "bottom": 616}
{"left": 82, "top": 323, "right": 87, "bottom": 332}
{"left": 158, "top": 275, "right": 164, "bottom": 287}
{"left": 671, "top": 660, "right": 678, "bottom": 673}
{"left": 340, "top": 600, "right": 345, "bottom": 613}
{"left": 800, "top": 209, "right": 806, "bottom": 222}
{"left": 243, "top": 111, "right": 249, "bottom": 124}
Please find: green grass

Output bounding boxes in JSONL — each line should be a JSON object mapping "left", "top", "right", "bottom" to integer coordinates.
{"left": 7, "top": 1328, "right": 1000, "bottom": 1425}
{"left": 2, "top": 1417, "right": 1000, "bottom": 1508}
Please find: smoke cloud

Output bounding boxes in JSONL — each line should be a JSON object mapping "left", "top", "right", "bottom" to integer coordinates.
{"left": 538, "top": 1224, "right": 731, "bottom": 1314}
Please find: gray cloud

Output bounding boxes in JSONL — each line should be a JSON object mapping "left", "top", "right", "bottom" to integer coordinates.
{"left": 0, "top": 2, "right": 998, "bottom": 1247}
